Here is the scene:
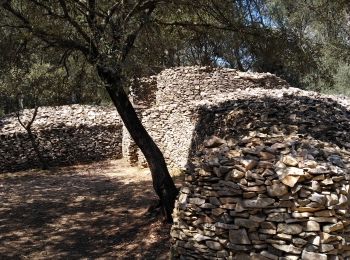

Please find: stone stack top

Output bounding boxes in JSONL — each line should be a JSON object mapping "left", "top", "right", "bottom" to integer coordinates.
{"left": 130, "top": 66, "right": 350, "bottom": 170}
{"left": 0, "top": 104, "right": 121, "bottom": 135}
{"left": 192, "top": 86, "right": 350, "bottom": 112}
{"left": 155, "top": 66, "right": 290, "bottom": 105}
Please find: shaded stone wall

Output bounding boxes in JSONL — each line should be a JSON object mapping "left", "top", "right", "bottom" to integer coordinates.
{"left": 130, "top": 76, "right": 158, "bottom": 108}
{"left": 0, "top": 105, "right": 123, "bottom": 172}
{"left": 137, "top": 104, "right": 196, "bottom": 168}
{"left": 122, "top": 67, "right": 350, "bottom": 258}
{"left": 121, "top": 76, "right": 158, "bottom": 166}
{"left": 123, "top": 66, "right": 291, "bottom": 168}
{"left": 170, "top": 91, "right": 350, "bottom": 259}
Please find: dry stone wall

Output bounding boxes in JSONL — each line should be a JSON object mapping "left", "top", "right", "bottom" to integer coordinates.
{"left": 137, "top": 104, "right": 196, "bottom": 168}
{"left": 121, "top": 76, "right": 157, "bottom": 166}
{"left": 156, "top": 67, "right": 289, "bottom": 105}
{"left": 123, "top": 66, "right": 350, "bottom": 258}
{"left": 0, "top": 105, "right": 123, "bottom": 172}
{"left": 170, "top": 90, "right": 350, "bottom": 259}
{"left": 123, "top": 66, "right": 291, "bottom": 168}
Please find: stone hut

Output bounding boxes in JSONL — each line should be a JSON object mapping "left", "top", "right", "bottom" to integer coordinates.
{"left": 122, "top": 66, "right": 290, "bottom": 169}
{"left": 123, "top": 66, "right": 350, "bottom": 259}
{"left": 170, "top": 90, "right": 350, "bottom": 259}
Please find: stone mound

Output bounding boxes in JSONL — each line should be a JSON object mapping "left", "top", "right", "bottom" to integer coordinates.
{"left": 124, "top": 66, "right": 293, "bottom": 168}
{"left": 0, "top": 104, "right": 120, "bottom": 134}
{"left": 0, "top": 105, "right": 123, "bottom": 172}
{"left": 171, "top": 92, "right": 350, "bottom": 259}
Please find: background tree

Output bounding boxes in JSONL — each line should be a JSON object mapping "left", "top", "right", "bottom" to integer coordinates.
{"left": 0, "top": 62, "right": 64, "bottom": 170}
{"left": 257, "top": 0, "right": 350, "bottom": 92}
{"left": 0, "top": 30, "right": 108, "bottom": 115}
{"left": 0, "top": 0, "right": 180, "bottom": 222}
{"left": 152, "top": 0, "right": 349, "bottom": 92}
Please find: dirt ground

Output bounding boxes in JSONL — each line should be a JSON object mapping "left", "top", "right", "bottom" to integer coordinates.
{"left": 0, "top": 159, "right": 182, "bottom": 259}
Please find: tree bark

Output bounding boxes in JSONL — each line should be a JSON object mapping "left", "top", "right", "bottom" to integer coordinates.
{"left": 27, "top": 128, "right": 48, "bottom": 170}
{"left": 97, "top": 65, "right": 179, "bottom": 223}
{"left": 16, "top": 106, "right": 48, "bottom": 170}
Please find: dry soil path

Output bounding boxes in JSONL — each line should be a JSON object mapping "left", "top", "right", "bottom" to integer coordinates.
{"left": 0, "top": 159, "right": 178, "bottom": 259}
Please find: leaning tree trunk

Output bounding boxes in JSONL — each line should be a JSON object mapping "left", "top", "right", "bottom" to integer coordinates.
{"left": 97, "top": 65, "right": 179, "bottom": 222}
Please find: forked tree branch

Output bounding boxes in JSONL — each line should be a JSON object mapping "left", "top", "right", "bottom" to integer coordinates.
{"left": 1, "top": 1, "right": 94, "bottom": 58}
{"left": 121, "top": 3, "right": 156, "bottom": 61}
{"left": 58, "top": 0, "right": 98, "bottom": 53}
{"left": 16, "top": 100, "right": 38, "bottom": 130}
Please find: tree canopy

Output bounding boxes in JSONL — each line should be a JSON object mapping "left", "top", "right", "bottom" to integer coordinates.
{"left": 1, "top": 0, "right": 349, "bottom": 109}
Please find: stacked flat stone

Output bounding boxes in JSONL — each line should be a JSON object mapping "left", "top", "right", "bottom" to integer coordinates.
{"left": 130, "top": 76, "right": 158, "bottom": 108}
{"left": 156, "top": 67, "right": 288, "bottom": 105}
{"left": 122, "top": 66, "right": 292, "bottom": 168}
{"left": 0, "top": 105, "right": 122, "bottom": 172}
{"left": 127, "top": 86, "right": 350, "bottom": 172}
{"left": 171, "top": 133, "right": 350, "bottom": 259}
{"left": 169, "top": 82, "right": 350, "bottom": 259}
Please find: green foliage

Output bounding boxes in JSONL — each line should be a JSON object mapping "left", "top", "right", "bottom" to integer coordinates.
{"left": 0, "top": 54, "right": 109, "bottom": 114}
{"left": 330, "top": 63, "right": 350, "bottom": 96}
{"left": 266, "top": 0, "right": 350, "bottom": 95}
{"left": 0, "top": 0, "right": 350, "bottom": 102}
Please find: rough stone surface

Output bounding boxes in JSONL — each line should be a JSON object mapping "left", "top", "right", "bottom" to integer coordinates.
{"left": 2, "top": 66, "right": 350, "bottom": 259}
{"left": 171, "top": 126, "right": 350, "bottom": 258}
{"left": 168, "top": 68, "right": 350, "bottom": 259}
{"left": 123, "top": 66, "right": 350, "bottom": 173}
{"left": 122, "top": 66, "right": 292, "bottom": 168}
{"left": 0, "top": 105, "right": 122, "bottom": 172}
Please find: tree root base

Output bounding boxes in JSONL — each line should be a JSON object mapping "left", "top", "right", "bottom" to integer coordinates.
{"left": 146, "top": 200, "right": 173, "bottom": 224}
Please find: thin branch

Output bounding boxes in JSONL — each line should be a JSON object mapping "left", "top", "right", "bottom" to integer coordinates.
{"left": 155, "top": 19, "right": 275, "bottom": 39}
{"left": 86, "top": 0, "right": 96, "bottom": 29}
{"left": 123, "top": 0, "right": 162, "bottom": 24}
{"left": 121, "top": 3, "right": 156, "bottom": 62}
{"left": 16, "top": 110, "right": 27, "bottom": 129}
{"left": 2, "top": 1, "right": 93, "bottom": 57}
{"left": 70, "top": 0, "right": 105, "bottom": 17}
{"left": 124, "top": 0, "right": 144, "bottom": 24}
{"left": 0, "top": 23, "right": 28, "bottom": 29}
{"left": 59, "top": 49, "right": 73, "bottom": 77}
{"left": 58, "top": 0, "right": 97, "bottom": 53}
{"left": 208, "top": 0, "right": 232, "bottom": 25}
{"left": 29, "top": 0, "right": 60, "bottom": 17}
{"left": 26, "top": 106, "right": 38, "bottom": 129}
{"left": 104, "top": 1, "right": 122, "bottom": 27}
{"left": 2, "top": 1, "right": 30, "bottom": 25}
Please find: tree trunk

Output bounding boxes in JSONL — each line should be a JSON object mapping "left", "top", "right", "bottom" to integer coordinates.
{"left": 97, "top": 65, "right": 179, "bottom": 223}
{"left": 16, "top": 106, "right": 48, "bottom": 170}
{"left": 27, "top": 129, "right": 48, "bottom": 170}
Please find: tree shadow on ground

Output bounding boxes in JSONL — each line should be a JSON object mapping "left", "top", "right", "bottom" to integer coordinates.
{"left": 0, "top": 160, "right": 171, "bottom": 259}
{"left": 188, "top": 94, "right": 350, "bottom": 160}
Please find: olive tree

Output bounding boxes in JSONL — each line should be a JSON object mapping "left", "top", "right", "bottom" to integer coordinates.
{"left": 1, "top": 0, "right": 180, "bottom": 222}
